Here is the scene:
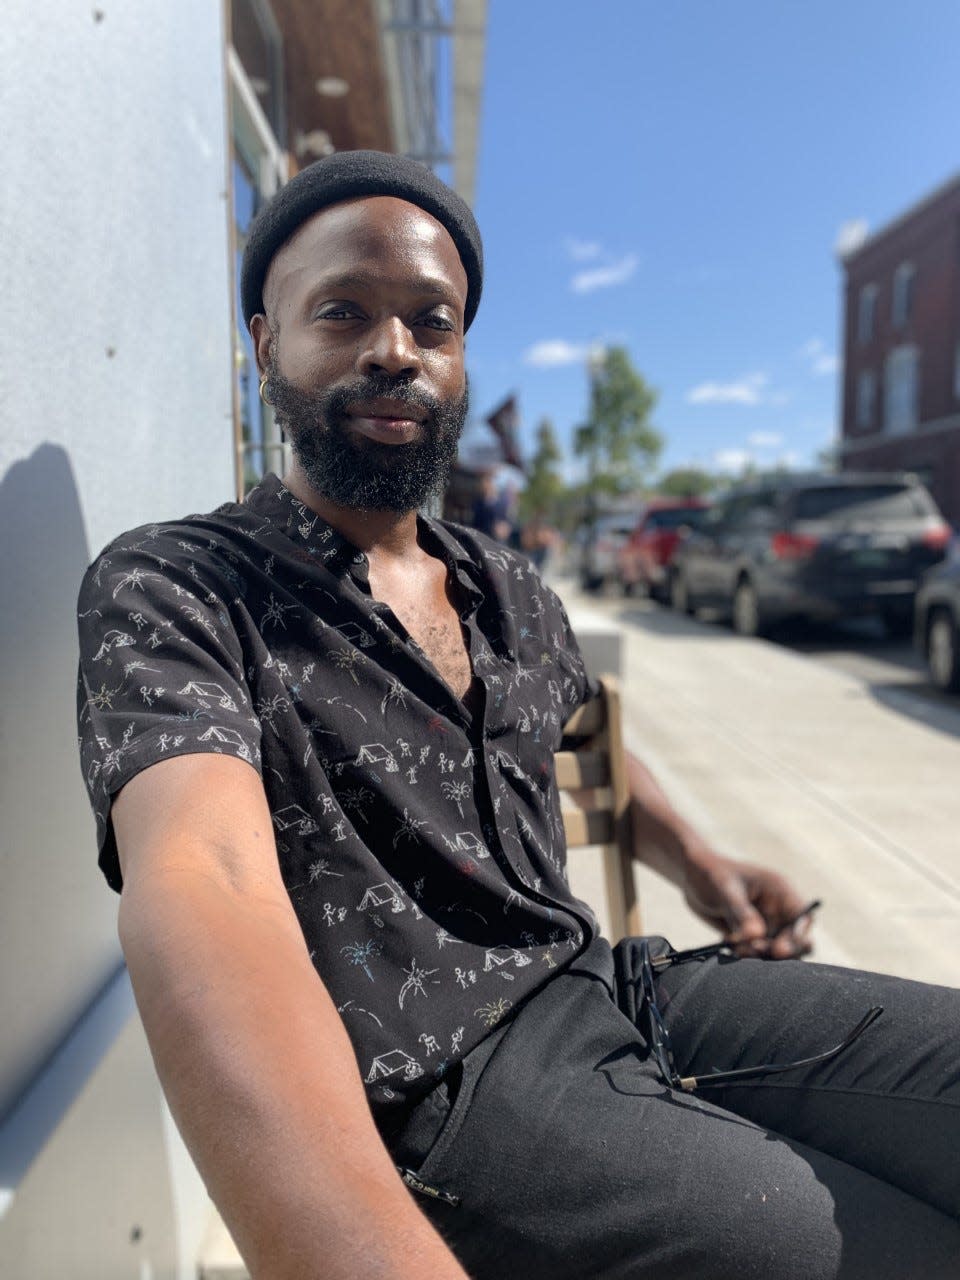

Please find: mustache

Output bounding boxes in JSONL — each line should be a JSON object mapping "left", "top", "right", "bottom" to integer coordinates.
{"left": 267, "top": 369, "right": 443, "bottom": 428}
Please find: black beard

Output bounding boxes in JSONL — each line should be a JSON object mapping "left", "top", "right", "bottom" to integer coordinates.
{"left": 264, "top": 367, "right": 469, "bottom": 513}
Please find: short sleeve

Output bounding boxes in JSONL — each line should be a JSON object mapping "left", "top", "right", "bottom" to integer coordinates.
{"left": 76, "top": 534, "right": 262, "bottom": 891}
{"left": 552, "top": 592, "right": 600, "bottom": 713}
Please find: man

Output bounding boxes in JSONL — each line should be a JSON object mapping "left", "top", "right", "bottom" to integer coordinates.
{"left": 77, "top": 152, "right": 960, "bottom": 1279}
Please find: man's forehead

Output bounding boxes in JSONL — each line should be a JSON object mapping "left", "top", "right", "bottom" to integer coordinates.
{"left": 264, "top": 196, "right": 467, "bottom": 308}
{"left": 240, "top": 150, "right": 482, "bottom": 328}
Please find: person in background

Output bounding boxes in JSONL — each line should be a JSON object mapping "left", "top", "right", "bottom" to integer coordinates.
{"left": 470, "top": 469, "right": 512, "bottom": 541}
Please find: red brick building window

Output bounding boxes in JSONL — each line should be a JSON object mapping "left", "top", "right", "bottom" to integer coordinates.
{"left": 856, "top": 370, "right": 877, "bottom": 428}
{"left": 892, "top": 262, "right": 915, "bottom": 329}
{"left": 857, "top": 284, "right": 877, "bottom": 344}
{"left": 884, "top": 346, "right": 919, "bottom": 434}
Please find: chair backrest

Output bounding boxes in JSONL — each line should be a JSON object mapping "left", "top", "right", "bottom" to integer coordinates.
{"left": 557, "top": 675, "right": 641, "bottom": 940}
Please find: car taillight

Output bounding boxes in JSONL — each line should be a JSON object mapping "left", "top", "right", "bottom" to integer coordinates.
{"left": 770, "top": 532, "right": 819, "bottom": 560}
{"left": 922, "top": 523, "right": 952, "bottom": 551}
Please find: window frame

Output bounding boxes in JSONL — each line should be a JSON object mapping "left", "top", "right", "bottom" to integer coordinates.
{"left": 857, "top": 283, "right": 877, "bottom": 345}
{"left": 883, "top": 344, "right": 919, "bottom": 436}
{"left": 891, "top": 262, "right": 915, "bottom": 330}
{"left": 227, "top": 40, "right": 289, "bottom": 498}
{"left": 855, "top": 368, "right": 876, "bottom": 429}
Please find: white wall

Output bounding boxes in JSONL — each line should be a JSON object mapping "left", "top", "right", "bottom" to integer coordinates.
{"left": 0, "top": 2, "right": 237, "bottom": 1274}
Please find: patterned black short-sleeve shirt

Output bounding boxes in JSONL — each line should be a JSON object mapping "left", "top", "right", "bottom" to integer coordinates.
{"left": 77, "top": 473, "right": 599, "bottom": 1118}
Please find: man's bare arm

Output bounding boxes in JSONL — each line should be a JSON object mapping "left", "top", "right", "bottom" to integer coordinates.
{"left": 113, "top": 754, "right": 468, "bottom": 1280}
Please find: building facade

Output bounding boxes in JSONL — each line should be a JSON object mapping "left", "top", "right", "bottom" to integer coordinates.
{"left": 838, "top": 174, "right": 960, "bottom": 524}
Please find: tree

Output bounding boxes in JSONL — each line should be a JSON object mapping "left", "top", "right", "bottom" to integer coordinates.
{"left": 657, "top": 467, "right": 715, "bottom": 498}
{"left": 518, "top": 418, "right": 565, "bottom": 520}
{"left": 574, "top": 346, "right": 662, "bottom": 497}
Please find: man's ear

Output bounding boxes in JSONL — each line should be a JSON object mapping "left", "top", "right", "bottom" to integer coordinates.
{"left": 250, "top": 314, "right": 273, "bottom": 377}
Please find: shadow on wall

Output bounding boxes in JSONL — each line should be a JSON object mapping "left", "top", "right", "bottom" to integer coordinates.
{"left": 0, "top": 443, "right": 116, "bottom": 1120}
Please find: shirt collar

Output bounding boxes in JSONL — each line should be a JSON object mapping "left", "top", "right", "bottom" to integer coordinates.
{"left": 245, "top": 473, "right": 485, "bottom": 598}
{"left": 243, "top": 472, "right": 357, "bottom": 572}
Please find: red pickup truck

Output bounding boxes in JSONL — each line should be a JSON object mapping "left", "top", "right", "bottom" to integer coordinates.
{"left": 618, "top": 498, "right": 710, "bottom": 599}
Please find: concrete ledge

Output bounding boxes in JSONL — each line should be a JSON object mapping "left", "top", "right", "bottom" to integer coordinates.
{"left": 564, "top": 604, "right": 624, "bottom": 680}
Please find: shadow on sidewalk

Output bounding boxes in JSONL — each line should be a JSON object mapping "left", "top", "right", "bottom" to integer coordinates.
{"left": 867, "top": 681, "right": 960, "bottom": 743}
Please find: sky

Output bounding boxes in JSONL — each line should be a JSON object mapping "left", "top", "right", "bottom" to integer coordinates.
{"left": 461, "top": 0, "right": 960, "bottom": 486}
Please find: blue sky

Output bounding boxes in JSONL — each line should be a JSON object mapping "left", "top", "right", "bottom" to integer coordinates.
{"left": 461, "top": 1, "right": 960, "bottom": 484}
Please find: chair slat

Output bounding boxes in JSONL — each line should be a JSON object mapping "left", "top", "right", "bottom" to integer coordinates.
{"left": 559, "top": 675, "right": 642, "bottom": 939}
{"left": 560, "top": 806, "right": 615, "bottom": 847}
{"left": 554, "top": 749, "right": 609, "bottom": 790}
{"left": 560, "top": 697, "right": 605, "bottom": 738}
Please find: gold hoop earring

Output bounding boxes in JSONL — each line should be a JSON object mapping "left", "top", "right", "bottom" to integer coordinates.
{"left": 258, "top": 376, "right": 271, "bottom": 406}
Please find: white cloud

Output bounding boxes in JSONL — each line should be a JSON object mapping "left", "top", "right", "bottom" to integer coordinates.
{"left": 713, "top": 448, "right": 754, "bottom": 473}
{"left": 571, "top": 253, "right": 639, "bottom": 294}
{"left": 522, "top": 339, "right": 589, "bottom": 368}
{"left": 748, "top": 431, "right": 783, "bottom": 449}
{"left": 799, "top": 337, "right": 839, "bottom": 377}
{"left": 563, "top": 237, "right": 602, "bottom": 261}
{"left": 686, "top": 372, "right": 769, "bottom": 406}
{"left": 834, "top": 219, "right": 869, "bottom": 259}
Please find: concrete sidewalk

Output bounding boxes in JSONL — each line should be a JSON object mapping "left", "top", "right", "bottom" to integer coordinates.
{"left": 556, "top": 578, "right": 960, "bottom": 989}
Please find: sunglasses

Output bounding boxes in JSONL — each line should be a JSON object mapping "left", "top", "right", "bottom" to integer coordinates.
{"left": 638, "top": 904, "right": 883, "bottom": 1092}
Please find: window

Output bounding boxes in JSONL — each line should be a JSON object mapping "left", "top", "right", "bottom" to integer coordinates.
{"left": 855, "top": 370, "right": 876, "bottom": 428}
{"left": 883, "top": 346, "right": 919, "bottom": 434}
{"left": 892, "top": 262, "right": 915, "bottom": 329}
{"left": 857, "top": 284, "right": 877, "bottom": 344}
{"left": 792, "top": 484, "right": 930, "bottom": 521}
{"left": 228, "top": 9, "right": 288, "bottom": 496}
{"left": 231, "top": 0, "right": 285, "bottom": 141}
{"left": 645, "top": 508, "right": 708, "bottom": 531}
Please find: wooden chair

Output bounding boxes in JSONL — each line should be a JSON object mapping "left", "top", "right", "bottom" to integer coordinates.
{"left": 557, "top": 675, "right": 641, "bottom": 940}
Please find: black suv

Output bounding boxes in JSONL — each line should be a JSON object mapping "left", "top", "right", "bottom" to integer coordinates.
{"left": 668, "top": 472, "right": 951, "bottom": 637}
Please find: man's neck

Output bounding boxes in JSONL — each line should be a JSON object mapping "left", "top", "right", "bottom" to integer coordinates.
{"left": 281, "top": 465, "right": 424, "bottom": 568}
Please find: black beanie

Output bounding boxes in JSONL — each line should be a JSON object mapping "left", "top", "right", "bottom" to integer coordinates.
{"left": 240, "top": 150, "right": 483, "bottom": 331}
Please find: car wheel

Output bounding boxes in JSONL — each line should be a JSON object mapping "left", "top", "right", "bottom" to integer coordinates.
{"left": 732, "top": 579, "right": 764, "bottom": 637}
{"left": 927, "top": 609, "right": 960, "bottom": 693}
{"left": 670, "top": 570, "right": 695, "bottom": 615}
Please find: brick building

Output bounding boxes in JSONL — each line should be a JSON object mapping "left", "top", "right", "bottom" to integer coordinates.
{"left": 839, "top": 174, "right": 960, "bottom": 523}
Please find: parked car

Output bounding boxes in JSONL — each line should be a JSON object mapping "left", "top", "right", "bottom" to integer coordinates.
{"left": 578, "top": 512, "right": 637, "bottom": 591}
{"left": 668, "top": 472, "right": 951, "bottom": 637}
{"left": 914, "top": 556, "right": 960, "bottom": 692}
{"left": 619, "top": 498, "right": 710, "bottom": 599}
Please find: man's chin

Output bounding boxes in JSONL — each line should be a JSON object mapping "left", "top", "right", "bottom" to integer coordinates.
{"left": 288, "top": 439, "right": 451, "bottom": 513}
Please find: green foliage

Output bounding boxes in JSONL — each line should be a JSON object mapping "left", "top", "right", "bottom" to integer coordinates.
{"left": 574, "top": 346, "right": 663, "bottom": 495}
{"left": 656, "top": 467, "right": 715, "bottom": 498}
{"left": 518, "top": 418, "right": 565, "bottom": 520}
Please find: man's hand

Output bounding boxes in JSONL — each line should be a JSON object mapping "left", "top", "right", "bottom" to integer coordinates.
{"left": 681, "top": 853, "right": 815, "bottom": 959}
{"left": 625, "top": 751, "right": 816, "bottom": 959}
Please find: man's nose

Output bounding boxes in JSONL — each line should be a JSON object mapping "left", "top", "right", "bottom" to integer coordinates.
{"left": 359, "top": 316, "right": 422, "bottom": 379}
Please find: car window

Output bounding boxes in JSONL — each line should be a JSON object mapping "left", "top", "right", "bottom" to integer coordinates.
{"left": 647, "top": 508, "right": 708, "bottom": 530}
{"left": 791, "top": 484, "right": 932, "bottom": 520}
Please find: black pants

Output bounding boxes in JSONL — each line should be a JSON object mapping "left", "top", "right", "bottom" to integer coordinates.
{"left": 386, "top": 938, "right": 960, "bottom": 1278}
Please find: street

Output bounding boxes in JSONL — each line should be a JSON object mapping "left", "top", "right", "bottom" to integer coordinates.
{"left": 551, "top": 575, "right": 960, "bottom": 991}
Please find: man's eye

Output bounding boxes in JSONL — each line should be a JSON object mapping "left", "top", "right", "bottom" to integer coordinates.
{"left": 419, "top": 313, "right": 455, "bottom": 331}
{"left": 315, "top": 305, "right": 358, "bottom": 321}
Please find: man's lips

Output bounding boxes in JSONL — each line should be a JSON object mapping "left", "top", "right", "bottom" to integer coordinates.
{"left": 344, "top": 398, "right": 427, "bottom": 444}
